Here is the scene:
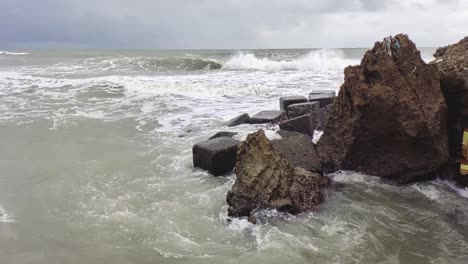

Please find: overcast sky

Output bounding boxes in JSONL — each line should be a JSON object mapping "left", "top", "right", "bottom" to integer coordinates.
{"left": 2, "top": 0, "right": 467, "bottom": 49}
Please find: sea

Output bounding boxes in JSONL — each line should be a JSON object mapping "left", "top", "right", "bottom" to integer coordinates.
{"left": 1, "top": 48, "right": 468, "bottom": 263}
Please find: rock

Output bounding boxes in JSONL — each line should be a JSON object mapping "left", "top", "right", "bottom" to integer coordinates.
{"left": 226, "top": 130, "right": 329, "bottom": 219}
{"left": 279, "top": 96, "right": 308, "bottom": 111}
{"left": 310, "top": 104, "right": 334, "bottom": 131}
{"left": 277, "top": 130, "right": 304, "bottom": 138}
{"left": 250, "top": 110, "right": 287, "bottom": 124}
{"left": 318, "top": 34, "right": 449, "bottom": 183}
{"left": 272, "top": 133, "right": 322, "bottom": 173}
{"left": 432, "top": 36, "right": 468, "bottom": 185}
{"left": 193, "top": 137, "right": 239, "bottom": 176}
{"left": 287, "top": 101, "right": 320, "bottom": 119}
{"left": 308, "top": 90, "right": 336, "bottom": 108}
{"left": 209, "top": 131, "right": 238, "bottom": 140}
{"left": 279, "top": 114, "right": 313, "bottom": 136}
{"left": 225, "top": 113, "right": 250, "bottom": 127}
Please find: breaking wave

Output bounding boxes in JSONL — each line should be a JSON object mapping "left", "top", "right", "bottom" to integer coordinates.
{"left": 75, "top": 57, "right": 222, "bottom": 72}
{"left": 0, "top": 51, "right": 30, "bottom": 56}
{"left": 223, "top": 49, "right": 357, "bottom": 71}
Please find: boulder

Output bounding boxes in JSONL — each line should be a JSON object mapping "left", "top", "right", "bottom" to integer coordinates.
{"left": 279, "top": 96, "right": 308, "bottom": 111}
{"left": 209, "top": 131, "right": 238, "bottom": 140}
{"left": 225, "top": 113, "right": 250, "bottom": 127}
{"left": 272, "top": 133, "right": 322, "bottom": 173}
{"left": 250, "top": 110, "right": 287, "bottom": 124}
{"left": 308, "top": 90, "right": 336, "bottom": 108}
{"left": 226, "top": 130, "right": 329, "bottom": 220}
{"left": 279, "top": 114, "right": 313, "bottom": 136}
{"left": 310, "top": 104, "right": 334, "bottom": 131}
{"left": 287, "top": 101, "right": 320, "bottom": 119}
{"left": 193, "top": 137, "right": 239, "bottom": 176}
{"left": 277, "top": 130, "right": 304, "bottom": 138}
{"left": 318, "top": 34, "right": 449, "bottom": 183}
{"left": 432, "top": 36, "right": 468, "bottom": 185}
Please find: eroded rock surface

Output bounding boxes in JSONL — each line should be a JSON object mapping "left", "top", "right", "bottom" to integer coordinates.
{"left": 318, "top": 34, "right": 449, "bottom": 183}
{"left": 227, "top": 130, "right": 329, "bottom": 219}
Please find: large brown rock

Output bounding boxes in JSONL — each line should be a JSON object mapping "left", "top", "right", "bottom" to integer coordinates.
{"left": 226, "top": 130, "right": 329, "bottom": 219}
{"left": 432, "top": 37, "right": 468, "bottom": 186}
{"left": 317, "top": 34, "right": 449, "bottom": 183}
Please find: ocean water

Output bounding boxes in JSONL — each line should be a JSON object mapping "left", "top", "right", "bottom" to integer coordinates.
{"left": 1, "top": 48, "right": 468, "bottom": 264}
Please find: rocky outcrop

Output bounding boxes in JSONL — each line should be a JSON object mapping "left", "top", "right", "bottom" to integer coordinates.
{"left": 317, "top": 34, "right": 449, "bottom": 183}
{"left": 227, "top": 130, "right": 329, "bottom": 220}
{"left": 432, "top": 37, "right": 468, "bottom": 186}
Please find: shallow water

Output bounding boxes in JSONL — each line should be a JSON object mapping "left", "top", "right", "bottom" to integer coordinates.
{"left": 1, "top": 48, "right": 468, "bottom": 263}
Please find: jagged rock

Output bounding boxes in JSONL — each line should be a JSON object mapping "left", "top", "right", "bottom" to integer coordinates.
{"left": 310, "top": 104, "right": 334, "bottom": 131}
{"left": 318, "top": 34, "right": 449, "bottom": 183}
{"left": 432, "top": 36, "right": 468, "bottom": 186}
{"left": 193, "top": 137, "right": 239, "bottom": 176}
{"left": 209, "top": 131, "right": 238, "bottom": 140}
{"left": 309, "top": 90, "right": 336, "bottom": 108}
{"left": 279, "top": 96, "right": 308, "bottom": 111}
{"left": 272, "top": 133, "right": 322, "bottom": 173}
{"left": 250, "top": 110, "right": 287, "bottom": 124}
{"left": 287, "top": 101, "right": 320, "bottom": 118}
{"left": 279, "top": 114, "right": 313, "bottom": 136}
{"left": 225, "top": 113, "right": 250, "bottom": 127}
{"left": 226, "top": 130, "right": 329, "bottom": 219}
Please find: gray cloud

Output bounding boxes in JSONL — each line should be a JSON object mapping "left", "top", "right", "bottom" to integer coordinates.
{"left": 1, "top": 0, "right": 467, "bottom": 49}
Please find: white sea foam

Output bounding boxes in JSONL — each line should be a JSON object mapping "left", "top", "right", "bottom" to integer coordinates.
{"left": 332, "top": 171, "right": 381, "bottom": 183}
{"left": 0, "top": 205, "right": 14, "bottom": 223}
{"left": 223, "top": 49, "right": 357, "bottom": 72}
{"left": 412, "top": 184, "right": 441, "bottom": 201}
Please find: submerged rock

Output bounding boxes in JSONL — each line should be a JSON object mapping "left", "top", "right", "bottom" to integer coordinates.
{"left": 318, "top": 34, "right": 449, "bottom": 183}
{"left": 432, "top": 36, "right": 468, "bottom": 186}
{"left": 227, "top": 130, "right": 329, "bottom": 219}
{"left": 193, "top": 137, "right": 239, "bottom": 176}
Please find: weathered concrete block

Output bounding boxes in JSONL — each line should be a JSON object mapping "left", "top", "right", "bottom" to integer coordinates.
{"left": 272, "top": 133, "right": 322, "bottom": 173}
{"left": 308, "top": 90, "right": 336, "bottom": 108}
{"left": 279, "top": 96, "right": 308, "bottom": 110}
{"left": 279, "top": 114, "right": 313, "bottom": 136}
{"left": 209, "top": 131, "right": 238, "bottom": 140}
{"left": 310, "top": 104, "right": 333, "bottom": 131}
{"left": 225, "top": 113, "right": 250, "bottom": 127}
{"left": 193, "top": 137, "right": 239, "bottom": 176}
{"left": 250, "top": 110, "right": 287, "bottom": 124}
{"left": 287, "top": 101, "right": 320, "bottom": 119}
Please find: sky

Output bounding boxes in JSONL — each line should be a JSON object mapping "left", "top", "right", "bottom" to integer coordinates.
{"left": 1, "top": 0, "right": 467, "bottom": 49}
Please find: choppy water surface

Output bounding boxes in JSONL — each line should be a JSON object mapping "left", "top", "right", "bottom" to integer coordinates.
{"left": 1, "top": 48, "right": 468, "bottom": 263}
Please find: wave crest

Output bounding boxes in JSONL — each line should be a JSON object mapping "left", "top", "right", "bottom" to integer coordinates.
{"left": 0, "top": 51, "right": 30, "bottom": 56}
{"left": 223, "top": 49, "right": 356, "bottom": 72}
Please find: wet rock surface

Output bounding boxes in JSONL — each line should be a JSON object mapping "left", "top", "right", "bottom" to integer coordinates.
{"left": 272, "top": 133, "right": 322, "bottom": 173}
{"left": 227, "top": 130, "right": 329, "bottom": 219}
{"left": 225, "top": 113, "right": 250, "bottom": 127}
{"left": 279, "top": 114, "right": 313, "bottom": 136}
{"left": 279, "top": 96, "right": 308, "bottom": 111}
{"left": 432, "top": 36, "right": 468, "bottom": 185}
{"left": 318, "top": 34, "right": 449, "bottom": 183}
{"left": 193, "top": 137, "right": 239, "bottom": 176}
{"left": 308, "top": 90, "right": 336, "bottom": 108}
{"left": 209, "top": 131, "right": 238, "bottom": 140}
{"left": 249, "top": 110, "right": 287, "bottom": 124}
{"left": 287, "top": 101, "right": 320, "bottom": 119}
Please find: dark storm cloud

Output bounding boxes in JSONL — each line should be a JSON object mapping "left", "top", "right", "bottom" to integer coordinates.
{"left": 1, "top": 0, "right": 467, "bottom": 49}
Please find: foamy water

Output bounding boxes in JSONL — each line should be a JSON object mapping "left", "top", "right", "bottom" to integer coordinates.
{"left": 1, "top": 48, "right": 468, "bottom": 263}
